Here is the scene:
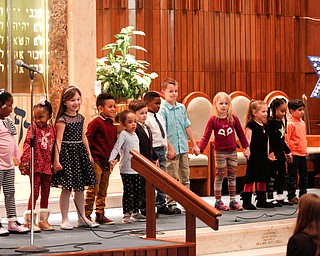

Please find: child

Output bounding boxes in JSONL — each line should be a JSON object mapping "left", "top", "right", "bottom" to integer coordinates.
{"left": 267, "top": 98, "right": 293, "bottom": 207}
{"left": 159, "top": 78, "right": 199, "bottom": 213}
{"left": 241, "top": 100, "right": 275, "bottom": 210}
{"left": 85, "top": 93, "right": 117, "bottom": 225}
{"left": 19, "top": 99, "right": 56, "bottom": 232}
{"left": 109, "top": 110, "right": 141, "bottom": 223}
{"left": 0, "top": 89, "right": 29, "bottom": 235}
{"left": 144, "top": 91, "right": 176, "bottom": 214}
{"left": 285, "top": 99, "right": 308, "bottom": 204}
{"left": 129, "top": 100, "right": 159, "bottom": 219}
{"left": 197, "top": 92, "right": 250, "bottom": 211}
{"left": 52, "top": 85, "right": 99, "bottom": 230}
{"left": 286, "top": 193, "right": 320, "bottom": 256}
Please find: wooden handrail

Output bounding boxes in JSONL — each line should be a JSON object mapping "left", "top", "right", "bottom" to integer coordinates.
{"left": 130, "top": 150, "right": 221, "bottom": 244}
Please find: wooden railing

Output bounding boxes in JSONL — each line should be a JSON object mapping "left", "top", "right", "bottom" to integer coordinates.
{"left": 130, "top": 150, "right": 221, "bottom": 249}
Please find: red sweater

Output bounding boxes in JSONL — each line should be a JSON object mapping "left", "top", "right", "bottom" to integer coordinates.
{"left": 86, "top": 115, "right": 117, "bottom": 167}
{"left": 198, "top": 115, "right": 249, "bottom": 152}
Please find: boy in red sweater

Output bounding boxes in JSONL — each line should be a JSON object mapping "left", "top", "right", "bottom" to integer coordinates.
{"left": 85, "top": 93, "right": 117, "bottom": 224}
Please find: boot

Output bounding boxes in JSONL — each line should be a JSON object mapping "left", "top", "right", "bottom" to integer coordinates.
{"left": 240, "top": 192, "right": 257, "bottom": 210}
{"left": 23, "top": 210, "right": 41, "bottom": 233}
{"left": 95, "top": 212, "right": 115, "bottom": 225}
{"left": 256, "top": 191, "right": 275, "bottom": 208}
{"left": 38, "top": 209, "right": 54, "bottom": 231}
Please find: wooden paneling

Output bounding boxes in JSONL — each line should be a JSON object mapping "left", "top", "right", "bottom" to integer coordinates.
{"left": 96, "top": 0, "right": 320, "bottom": 134}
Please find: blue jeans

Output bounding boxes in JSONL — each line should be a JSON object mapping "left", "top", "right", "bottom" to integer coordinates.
{"left": 154, "top": 147, "right": 167, "bottom": 209}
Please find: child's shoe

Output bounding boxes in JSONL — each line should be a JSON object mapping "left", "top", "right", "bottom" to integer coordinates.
{"left": 0, "top": 223, "right": 9, "bottom": 236}
{"left": 130, "top": 212, "right": 146, "bottom": 222}
{"left": 289, "top": 197, "right": 299, "bottom": 204}
{"left": 8, "top": 221, "right": 29, "bottom": 234}
{"left": 214, "top": 200, "right": 229, "bottom": 211}
{"left": 60, "top": 220, "right": 73, "bottom": 230}
{"left": 122, "top": 213, "right": 132, "bottom": 223}
{"left": 77, "top": 218, "right": 100, "bottom": 228}
{"left": 229, "top": 200, "right": 243, "bottom": 211}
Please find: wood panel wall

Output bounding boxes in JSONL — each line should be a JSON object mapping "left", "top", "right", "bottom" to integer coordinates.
{"left": 96, "top": 0, "right": 320, "bottom": 134}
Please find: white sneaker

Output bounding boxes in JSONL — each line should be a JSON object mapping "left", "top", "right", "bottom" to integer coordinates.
{"left": 60, "top": 221, "right": 73, "bottom": 230}
{"left": 122, "top": 213, "right": 132, "bottom": 223}
{"left": 0, "top": 223, "right": 9, "bottom": 236}
{"left": 130, "top": 212, "right": 146, "bottom": 222}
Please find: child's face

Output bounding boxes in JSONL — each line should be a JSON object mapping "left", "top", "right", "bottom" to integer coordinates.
{"left": 65, "top": 92, "right": 81, "bottom": 114}
{"left": 290, "top": 106, "right": 304, "bottom": 119}
{"left": 163, "top": 84, "right": 178, "bottom": 102}
{"left": 147, "top": 97, "right": 161, "bottom": 113}
{"left": 0, "top": 97, "right": 13, "bottom": 119}
{"left": 215, "top": 96, "right": 229, "bottom": 116}
{"left": 253, "top": 105, "right": 268, "bottom": 124}
{"left": 135, "top": 106, "right": 148, "bottom": 124}
{"left": 275, "top": 103, "right": 287, "bottom": 120}
{"left": 34, "top": 107, "right": 50, "bottom": 129}
{"left": 124, "top": 113, "right": 137, "bottom": 133}
{"left": 99, "top": 99, "right": 116, "bottom": 118}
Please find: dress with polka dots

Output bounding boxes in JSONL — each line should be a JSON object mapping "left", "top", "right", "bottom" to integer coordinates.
{"left": 51, "top": 113, "right": 97, "bottom": 191}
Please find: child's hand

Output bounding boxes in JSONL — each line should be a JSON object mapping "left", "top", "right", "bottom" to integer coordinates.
{"left": 268, "top": 152, "right": 277, "bottom": 161}
{"left": 154, "top": 160, "right": 160, "bottom": 167}
{"left": 286, "top": 153, "right": 293, "bottom": 163}
{"left": 109, "top": 159, "right": 117, "bottom": 170}
{"left": 53, "top": 162, "right": 63, "bottom": 174}
{"left": 193, "top": 146, "right": 201, "bottom": 156}
{"left": 89, "top": 155, "right": 94, "bottom": 164}
{"left": 243, "top": 147, "right": 250, "bottom": 160}
{"left": 167, "top": 148, "right": 176, "bottom": 160}
{"left": 19, "top": 162, "right": 30, "bottom": 175}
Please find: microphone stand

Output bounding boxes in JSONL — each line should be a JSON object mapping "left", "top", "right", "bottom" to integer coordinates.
{"left": 15, "top": 70, "right": 49, "bottom": 253}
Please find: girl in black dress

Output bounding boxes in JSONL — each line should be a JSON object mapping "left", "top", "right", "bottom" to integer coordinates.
{"left": 52, "top": 86, "right": 98, "bottom": 230}
{"left": 267, "top": 98, "right": 293, "bottom": 206}
{"left": 241, "top": 100, "right": 275, "bottom": 210}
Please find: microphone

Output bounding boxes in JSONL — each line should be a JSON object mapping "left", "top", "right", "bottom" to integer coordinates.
{"left": 15, "top": 59, "right": 42, "bottom": 74}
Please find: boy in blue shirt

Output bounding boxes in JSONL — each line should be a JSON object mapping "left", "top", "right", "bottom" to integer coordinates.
{"left": 159, "top": 78, "right": 199, "bottom": 213}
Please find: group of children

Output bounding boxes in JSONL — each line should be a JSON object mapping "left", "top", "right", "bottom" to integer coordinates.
{"left": 195, "top": 92, "right": 308, "bottom": 212}
{"left": 0, "top": 78, "right": 312, "bottom": 235}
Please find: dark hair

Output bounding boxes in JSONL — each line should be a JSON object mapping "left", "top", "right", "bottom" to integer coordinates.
{"left": 34, "top": 99, "right": 53, "bottom": 117}
{"left": 128, "top": 99, "right": 147, "bottom": 112}
{"left": 288, "top": 99, "right": 305, "bottom": 111}
{"left": 96, "top": 93, "right": 115, "bottom": 108}
{"left": 55, "top": 86, "right": 82, "bottom": 121}
{"left": 161, "top": 77, "right": 179, "bottom": 90}
{"left": 144, "top": 91, "right": 160, "bottom": 102}
{"left": 0, "top": 90, "right": 12, "bottom": 107}
{"left": 267, "top": 97, "right": 287, "bottom": 126}
{"left": 294, "top": 194, "right": 320, "bottom": 249}
{"left": 117, "top": 110, "right": 135, "bottom": 124}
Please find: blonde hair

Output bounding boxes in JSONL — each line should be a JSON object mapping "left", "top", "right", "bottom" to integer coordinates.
{"left": 245, "top": 100, "right": 266, "bottom": 127}
{"left": 212, "top": 92, "right": 234, "bottom": 123}
{"left": 161, "top": 77, "right": 179, "bottom": 90}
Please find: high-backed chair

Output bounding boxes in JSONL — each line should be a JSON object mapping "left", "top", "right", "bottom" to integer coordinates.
{"left": 182, "top": 92, "right": 213, "bottom": 196}
{"left": 229, "top": 91, "right": 251, "bottom": 128}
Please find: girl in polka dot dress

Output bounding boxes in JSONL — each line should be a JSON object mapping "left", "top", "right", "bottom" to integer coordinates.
{"left": 52, "top": 86, "right": 98, "bottom": 230}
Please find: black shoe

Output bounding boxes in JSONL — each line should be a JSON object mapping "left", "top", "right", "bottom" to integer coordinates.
{"left": 168, "top": 205, "right": 181, "bottom": 214}
{"left": 140, "top": 210, "right": 160, "bottom": 218}
{"left": 271, "top": 200, "right": 283, "bottom": 207}
{"left": 157, "top": 206, "right": 175, "bottom": 215}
